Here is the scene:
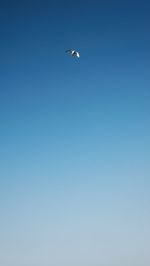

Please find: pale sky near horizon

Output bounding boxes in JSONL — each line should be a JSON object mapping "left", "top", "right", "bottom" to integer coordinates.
{"left": 0, "top": 1, "right": 150, "bottom": 265}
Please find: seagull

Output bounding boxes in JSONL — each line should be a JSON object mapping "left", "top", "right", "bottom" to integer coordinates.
{"left": 66, "top": 49, "right": 80, "bottom": 58}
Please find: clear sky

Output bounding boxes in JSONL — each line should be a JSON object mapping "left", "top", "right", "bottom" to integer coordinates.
{"left": 0, "top": 1, "right": 150, "bottom": 265}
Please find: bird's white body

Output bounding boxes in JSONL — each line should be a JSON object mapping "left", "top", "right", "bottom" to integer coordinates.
{"left": 66, "top": 49, "right": 80, "bottom": 58}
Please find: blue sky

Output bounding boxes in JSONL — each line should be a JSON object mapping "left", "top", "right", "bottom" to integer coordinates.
{"left": 0, "top": 1, "right": 150, "bottom": 265}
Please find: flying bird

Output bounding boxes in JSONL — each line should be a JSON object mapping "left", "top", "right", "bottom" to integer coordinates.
{"left": 66, "top": 49, "right": 80, "bottom": 58}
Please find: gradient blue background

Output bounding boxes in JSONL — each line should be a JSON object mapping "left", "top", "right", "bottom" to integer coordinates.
{"left": 0, "top": 1, "right": 150, "bottom": 265}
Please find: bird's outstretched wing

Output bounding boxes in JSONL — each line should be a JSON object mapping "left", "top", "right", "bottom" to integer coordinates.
{"left": 76, "top": 52, "right": 80, "bottom": 58}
